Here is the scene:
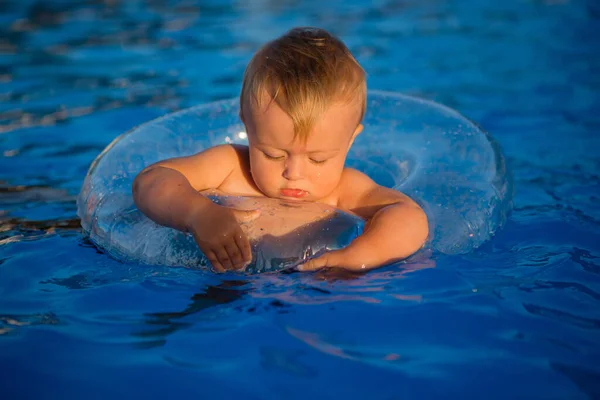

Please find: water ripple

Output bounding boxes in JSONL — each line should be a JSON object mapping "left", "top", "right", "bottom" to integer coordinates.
{"left": 522, "top": 303, "right": 600, "bottom": 330}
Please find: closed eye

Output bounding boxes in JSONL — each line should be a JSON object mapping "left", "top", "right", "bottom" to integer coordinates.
{"left": 309, "top": 158, "right": 328, "bottom": 165}
{"left": 263, "top": 152, "right": 285, "bottom": 161}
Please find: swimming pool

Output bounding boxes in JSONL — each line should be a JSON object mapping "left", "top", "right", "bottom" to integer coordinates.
{"left": 1, "top": 0, "right": 599, "bottom": 398}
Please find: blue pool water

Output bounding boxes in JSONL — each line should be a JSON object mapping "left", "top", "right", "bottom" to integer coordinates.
{"left": 1, "top": 0, "right": 599, "bottom": 398}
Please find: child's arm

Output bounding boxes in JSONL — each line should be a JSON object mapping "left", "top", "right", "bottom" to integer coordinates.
{"left": 298, "top": 168, "right": 428, "bottom": 272}
{"left": 132, "top": 145, "right": 260, "bottom": 271}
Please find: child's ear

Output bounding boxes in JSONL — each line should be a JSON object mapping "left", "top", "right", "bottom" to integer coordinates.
{"left": 353, "top": 123, "right": 364, "bottom": 138}
{"left": 347, "top": 123, "right": 363, "bottom": 149}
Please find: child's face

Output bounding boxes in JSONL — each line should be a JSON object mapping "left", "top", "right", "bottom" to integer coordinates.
{"left": 242, "top": 94, "right": 363, "bottom": 202}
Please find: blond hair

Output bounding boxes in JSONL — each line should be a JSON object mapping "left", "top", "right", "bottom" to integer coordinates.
{"left": 240, "top": 27, "right": 366, "bottom": 142}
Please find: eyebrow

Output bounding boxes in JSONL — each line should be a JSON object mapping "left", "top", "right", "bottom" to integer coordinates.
{"left": 255, "top": 144, "right": 340, "bottom": 155}
{"left": 306, "top": 149, "right": 340, "bottom": 155}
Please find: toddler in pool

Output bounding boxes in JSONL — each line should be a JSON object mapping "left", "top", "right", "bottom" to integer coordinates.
{"left": 133, "top": 27, "right": 428, "bottom": 272}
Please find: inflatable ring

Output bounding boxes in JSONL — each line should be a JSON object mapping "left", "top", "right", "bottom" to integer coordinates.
{"left": 77, "top": 91, "right": 512, "bottom": 273}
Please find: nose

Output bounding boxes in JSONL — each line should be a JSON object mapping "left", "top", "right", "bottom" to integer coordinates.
{"left": 282, "top": 156, "right": 304, "bottom": 181}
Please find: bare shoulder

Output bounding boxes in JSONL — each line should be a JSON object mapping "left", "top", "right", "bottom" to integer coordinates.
{"left": 150, "top": 144, "right": 247, "bottom": 191}
{"left": 339, "top": 167, "right": 373, "bottom": 184}
{"left": 337, "top": 167, "right": 379, "bottom": 209}
{"left": 338, "top": 167, "right": 417, "bottom": 218}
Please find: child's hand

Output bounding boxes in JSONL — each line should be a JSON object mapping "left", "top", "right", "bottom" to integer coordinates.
{"left": 187, "top": 203, "right": 261, "bottom": 272}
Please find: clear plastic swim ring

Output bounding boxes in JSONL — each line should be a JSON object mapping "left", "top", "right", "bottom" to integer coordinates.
{"left": 77, "top": 91, "right": 512, "bottom": 272}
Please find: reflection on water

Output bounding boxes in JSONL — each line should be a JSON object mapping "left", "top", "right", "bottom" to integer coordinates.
{"left": 132, "top": 280, "right": 250, "bottom": 347}
{"left": 0, "top": 184, "right": 74, "bottom": 204}
{"left": 0, "top": 313, "right": 60, "bottom": 335}
{"left": 0, "top": 216, "right": 80, "bottom": 244}
{"left": 551, "top": 362, "right": 600, "bottom": 400}
{"left": 1, "top": 0, "right": 252, "bottom": 133}
{"left": 249, "top": 256, "right": 435, "bottom": 305}
{"left": 259, "top": 346, "right": 318, "bottom": 377}
{"left": 40, "top": 272, "right": 110, "bottom": 290}
{"left": 522, "top": 303, "right": 600, "bottom": 330}
{"left": 287, "top": 326, "right": 406, "bottom": 364}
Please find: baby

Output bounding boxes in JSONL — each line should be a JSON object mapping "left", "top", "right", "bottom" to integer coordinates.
{"left": 132, "top": 27, "right": 428, "bottom": 272}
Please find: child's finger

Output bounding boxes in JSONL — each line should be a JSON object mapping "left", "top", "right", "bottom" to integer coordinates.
{"left": 214, "top": 247, "right": 234, "bottom": 270}
{"left": 234, "top": 231, "right": 252, "bottom": 263}
{"left": 224, "top": 242, "right": 244, "bottom": 268}
{"left": 204, "top": 250, "right": 225, "bottom": 273}
{"left": 297, "top": 250, "right": 343, "bottom": 271}
{"left": 297, "top": 255, "right": 329, "bottom": 271}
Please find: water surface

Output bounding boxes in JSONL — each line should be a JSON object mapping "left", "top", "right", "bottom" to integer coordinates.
{"left": 1, "top": 0, "right": 599, "bottom": 399}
